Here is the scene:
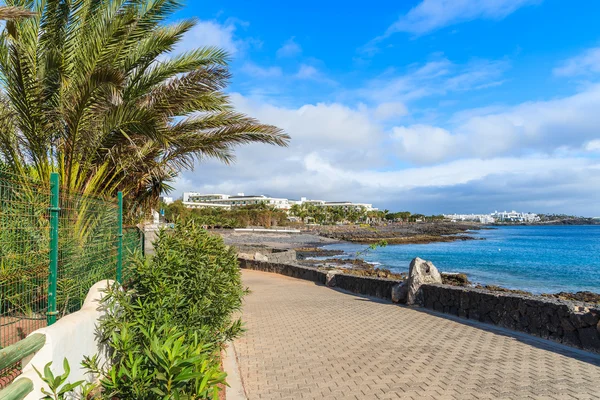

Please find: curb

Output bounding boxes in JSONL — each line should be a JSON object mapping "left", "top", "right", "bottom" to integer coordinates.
{"left": 223, "top": 342, "right": 247, "bottom": 400}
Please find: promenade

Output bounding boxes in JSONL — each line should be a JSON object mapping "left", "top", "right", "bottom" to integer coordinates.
{"left": 233, "top": 269, "right": 600, "bottom": 400}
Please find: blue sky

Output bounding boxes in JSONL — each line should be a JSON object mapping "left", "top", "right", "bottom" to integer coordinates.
{"left": 172, "top": 0, "right": 600, "bottom": 216}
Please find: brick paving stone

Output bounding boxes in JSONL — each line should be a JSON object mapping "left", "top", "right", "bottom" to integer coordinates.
{"left": 234, "top": 270, "right": 600, "bottom": 400}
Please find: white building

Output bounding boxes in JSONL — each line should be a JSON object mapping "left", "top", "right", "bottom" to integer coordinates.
{"left": 160, "top": 196, "right": 174, "bottom": 205}
{"left": 181, "top": 193, "right": 377, "bottom": 212}
{"left": 444, "top": 213, "right": 495, "bottom": 224}
{"left": 491, "top": 210, "right": 540, "bottom": 223}
{"left": 444, "top": 210, "right": 540, "bottom": 223}
{"left": 182, "top": 193, "right": 291, "bottom": 210}
{"left": 294, "top": 197, "right": 376, "bottom": 211}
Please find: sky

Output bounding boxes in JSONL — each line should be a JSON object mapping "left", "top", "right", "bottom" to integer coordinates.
{"left": 170, "top": 0, "right": 600, "bottom": 216}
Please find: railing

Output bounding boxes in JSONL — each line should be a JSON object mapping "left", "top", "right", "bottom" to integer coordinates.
{"left": 0, "top": 334, "right": 45, "bottom": 399}
{"left": 0, "top": 171, "right": 143, "bottom": 390}
{"left": 0, "top": 377, "right": 33, "bottom": 400}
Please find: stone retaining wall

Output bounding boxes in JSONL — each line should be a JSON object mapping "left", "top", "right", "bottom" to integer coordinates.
{"left": 330, "top": 274, "right": 399, "bottom": 300}
{"left": 238, "top": 258, "right": 600, "bottom": 354}
{"left": 238, "top": 258, "right": 326, "bottom": 284}
{"left": 236, "top": 248, "right": 297, "bottom": 264}
{"left": 420, "top": 284, "right": 600, "bottom": 353}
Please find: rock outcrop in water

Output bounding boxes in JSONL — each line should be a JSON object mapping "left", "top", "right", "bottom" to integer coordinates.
{"left": 392, "top": 257, "right": 442, "bottom": 305}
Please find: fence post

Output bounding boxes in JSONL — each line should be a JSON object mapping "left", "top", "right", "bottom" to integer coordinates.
{"left": 117, "top": 191, "right": 123, "bottom": 283}
{"left": 47, "top": 173, "right": 60, "bottom": 326}
{"left": 140, "top": 228, "right": 145, "bottom": 258}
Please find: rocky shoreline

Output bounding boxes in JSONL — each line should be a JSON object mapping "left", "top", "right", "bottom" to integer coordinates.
{"left": 218, "top": 223, "right": 600, "bottom": 305}
{"left": 296, "top": 255, "right": 600, "bottom": 305}
{"left": 311, "top": 222, "right": 484, "bottom": 245}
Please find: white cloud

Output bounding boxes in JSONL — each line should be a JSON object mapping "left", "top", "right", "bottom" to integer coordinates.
{"left": 277, "top": 37, "right": 302, "bottom": 58}
{"left": 392, "top": 125, "right": 457, "bottom": 163}
{"left": 385, "top": 0, "right": 540, "bottom": 36}
{"left": 175, "top": 20, "right": 239, "bottom": 55}
{"left": 295, "top": 64, "right": 319, "bottom": 79}
{"left": 585, "top": 140, "right": 600, "bottom": 152}
{"left": 389, "top": 84, "right": 600, "bottom": 163}
{"left": 293, "top": 64, "right": 337, "bottom": 85}
{"left": 360, "top": 58, "right": 509, "bottom": 103}
{"left": 230, "top": 93, "right": 383, "bottom": 151}
{"left": 171, "top": 89, "right": 600, "bottom": 215}
{"left": 240, "top": 62, "right": 283, "bottom": 78}
{"left": 373, "top": 102, "right": 409, "bottom": 120}
{"left": 554, "top": 47, "right": 600, "bottom": 77}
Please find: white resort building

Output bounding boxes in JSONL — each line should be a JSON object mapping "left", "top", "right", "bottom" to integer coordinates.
{"left": 444, "top": 210, "right": 540, "bottom": 223}
{"left": 182, "top": 193, "right": 290, "bottom": 210}
{"left": 181, "top": 193, "right": 376, "bottom": 212}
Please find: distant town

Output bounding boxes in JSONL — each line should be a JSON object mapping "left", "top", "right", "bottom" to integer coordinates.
{"left": 444, "top": 211, "right": 541, "bottom": 224}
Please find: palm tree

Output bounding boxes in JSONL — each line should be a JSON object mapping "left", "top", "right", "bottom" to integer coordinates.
{"left": 0, "top": 0, "right": 289, "bottom": 212}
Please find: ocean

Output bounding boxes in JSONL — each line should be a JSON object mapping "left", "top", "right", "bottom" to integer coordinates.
{"left": 321, "top": 225, "right": 600, "bottom": 294}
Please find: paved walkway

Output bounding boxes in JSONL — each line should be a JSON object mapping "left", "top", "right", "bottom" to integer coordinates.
{"left": 233, "top": 270, "right": 600, "bottom": 400}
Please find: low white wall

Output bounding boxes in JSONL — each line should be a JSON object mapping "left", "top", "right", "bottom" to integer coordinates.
{"left": 19, "top": 280, "right": 113, "bottom": 399}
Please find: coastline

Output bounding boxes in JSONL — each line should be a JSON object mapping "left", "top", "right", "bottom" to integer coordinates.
{"left": 218, "top": 221, "right": 483, "bottom": 250}
{"left": 217, "top": 224, "right": 600, "bottom": 305}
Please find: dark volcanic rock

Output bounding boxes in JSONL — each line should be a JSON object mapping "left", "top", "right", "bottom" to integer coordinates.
{"left": 543, "top": 291, "right": 600, "bottom": 305}
{"left": 312, "top": 222, "right": 483, "bottom": 245}
{"left": 295, "top": 248, "right": 345, "bottom": 260}
{"left": 441, "top": 273, "right": 470, "bottom": 286}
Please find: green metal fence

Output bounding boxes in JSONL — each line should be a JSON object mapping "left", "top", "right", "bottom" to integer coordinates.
{"left": 0, "top": 171, "right": 143, "bottom": 387}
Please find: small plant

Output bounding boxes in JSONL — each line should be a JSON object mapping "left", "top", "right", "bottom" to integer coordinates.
{"left": 83, "top": 325, "right": 226, "bottom": 399}
{"left": 33, "top": 358, "right": 84, "bottom": 400}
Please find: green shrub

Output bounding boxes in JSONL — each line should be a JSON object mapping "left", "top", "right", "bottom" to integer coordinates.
{"left": 130, "top": 221, "right": 245, "bottom": 344}
{"left": 83, "top": 324, "right": 226, "bottom": 399}
{"left": 86, "top": 220, "right": 245, "bottom": 399}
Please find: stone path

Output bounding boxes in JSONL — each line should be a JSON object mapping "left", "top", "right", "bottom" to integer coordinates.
{"left": 233, "top": 270, "right": 600, "bottom": 400}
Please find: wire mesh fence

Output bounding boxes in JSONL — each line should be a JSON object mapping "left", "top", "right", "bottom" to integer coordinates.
{"left": 0, "top": 172, "right": 143, "bottom": 387}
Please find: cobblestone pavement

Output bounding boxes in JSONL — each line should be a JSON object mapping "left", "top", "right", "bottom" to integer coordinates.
{"left": 234, "top": 270, "right": 600, "bottom": 400}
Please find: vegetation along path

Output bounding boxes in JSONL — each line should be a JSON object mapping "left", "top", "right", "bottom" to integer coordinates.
{"left": 234, "top": 269, "right": 600, "bottom": 400}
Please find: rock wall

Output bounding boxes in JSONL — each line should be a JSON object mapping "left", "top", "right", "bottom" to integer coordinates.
{"left": 267, "top": 249, "right": 297, "bottom": 264}
{"left": 331, "top": 274, "right": 399, "bottom": 300}
{"left": 238, "top": 258, "right": 600, "bottom": 354}
{"left": 420, "top": 284, "right": 600, "bottom": 353}
{"left": 236, "top": 248, "right": 297, "bottom": 264}
{"left": 238, "top": 258, "right": 327, "bottom": 284}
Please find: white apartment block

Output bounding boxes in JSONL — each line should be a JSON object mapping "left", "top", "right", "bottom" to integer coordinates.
{"left": 444, "top": 210, "right": 540, "bottom": 223}
{"left": 183, "top": 193, "right": 291, "bottom": 210}
{"left": 491, "top": 210, "right": 540, "bottom": 223}
{"left": 181, "top": 193, "right": 376, "bottom": 212}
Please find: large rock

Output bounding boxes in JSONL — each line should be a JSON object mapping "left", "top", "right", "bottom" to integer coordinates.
{"left": 254, "top": 252, "right": 269, "bottom": 262}
{"left": 326, "top": 270, "right": 343, "bottom": 287}
{"left": 405, "top": 257, "right": 442, "bottom": 305}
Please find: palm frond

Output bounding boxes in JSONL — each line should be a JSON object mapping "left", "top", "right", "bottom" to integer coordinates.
{"left": 0, "top": 6, "right": 36, "bottom": 20}
{"left": 0, "top": 0, "right": 290, "bottom": 212}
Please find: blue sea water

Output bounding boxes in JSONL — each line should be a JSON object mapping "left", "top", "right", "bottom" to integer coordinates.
{"left": 322, "top": 225, "right": 600, "bottom": 294}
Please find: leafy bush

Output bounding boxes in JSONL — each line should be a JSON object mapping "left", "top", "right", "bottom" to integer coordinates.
{"left": 129, "top": 221, "right": 245, "bottom": 343}
{"left": 86, "top": 221, "right": 245, "bottom": 399}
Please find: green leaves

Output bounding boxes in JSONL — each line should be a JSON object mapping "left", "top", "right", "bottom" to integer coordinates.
{"left": 33, "top": 358, "right": 85, "bottom": 400}
{"left": 85, "top": 221, "right": 242, "bottom": 398}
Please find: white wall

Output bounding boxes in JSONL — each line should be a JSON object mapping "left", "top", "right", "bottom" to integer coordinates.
{"left": 19, "top": 280, "right": 113, "bottom": 399}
